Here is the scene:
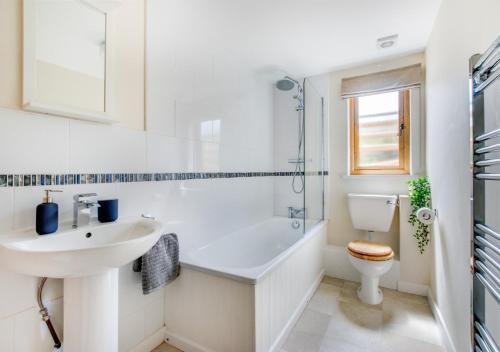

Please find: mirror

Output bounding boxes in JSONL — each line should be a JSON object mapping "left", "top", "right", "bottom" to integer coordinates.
{"left": 23, "top": 0, "right": 116, "bottom": 123}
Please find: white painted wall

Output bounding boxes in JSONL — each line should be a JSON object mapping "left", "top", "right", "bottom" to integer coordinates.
{"left": 425, "top": 0, "right": 500, "bottom": 350}
{"left": 398, "top": 195, "right": 431, "bottom": 294}
{"left": 327, "top": 52, "right": 426, "bottom": 252}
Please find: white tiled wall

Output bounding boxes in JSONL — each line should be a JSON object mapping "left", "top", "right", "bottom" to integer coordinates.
{"left": 0, "top": 111, "right": 70, "bottom": 174}
{"left": 0, "top": 106, "right": 274, "bottom": 352}
{"left": 69, "top": 122, "right": 148, "bottom": 173}
{"left": 0, "top": 1, "right": 279, "bottom": 351}
{"left": 273, "top": 84, "right": 303, "bottom": 218}
{"left": 0, "top": 14, "right": 275, "bottom": 348}
{"left": 146, "top": 0, "right": 274, "bottom": 175}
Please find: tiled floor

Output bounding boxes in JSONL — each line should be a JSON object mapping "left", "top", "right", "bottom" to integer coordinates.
{"left": 152, "top": 342, "right": 182, "bottom": 352}
{"left": 282, "top": 276, "right": 444, "bottom": 352}
{"left": 153, "top": 276, "right": 444, "bottom": 352}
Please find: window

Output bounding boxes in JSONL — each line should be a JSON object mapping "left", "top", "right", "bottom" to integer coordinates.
{"left": 349, "top": 90, "right": 410, "bottom": 175}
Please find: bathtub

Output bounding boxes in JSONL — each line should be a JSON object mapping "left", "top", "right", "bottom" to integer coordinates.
{"left": 164, "top": 217, "right": 327, "bottom": 352}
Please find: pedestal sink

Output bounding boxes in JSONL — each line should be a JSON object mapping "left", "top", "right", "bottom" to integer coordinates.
{"left": 0, "top": 217, "right": 164, "bottom": 352}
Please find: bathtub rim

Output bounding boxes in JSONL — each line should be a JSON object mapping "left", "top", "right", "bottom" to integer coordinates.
{"left": 180, "top": 219, "right": 328, "bottom": 284}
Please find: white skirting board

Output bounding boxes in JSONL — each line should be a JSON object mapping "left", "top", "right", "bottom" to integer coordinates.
{"left": 164, "top": 331, "right": 212, "bottom": 352}
{"left": 269, "top": 269, "right": 325, "bottom": 352}
{"left": 427, "top": 289, "right": 458, "bottom": 352}
{"left": 129, "top": 327, "right": 167, "bottom": 352}
{"left": 397, "top": 280, "right": 429, "bottom": 296}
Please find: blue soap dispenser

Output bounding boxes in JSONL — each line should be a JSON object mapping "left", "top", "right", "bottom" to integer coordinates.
{"left": 36, "top": 189, "right": 62, "bottom": 235}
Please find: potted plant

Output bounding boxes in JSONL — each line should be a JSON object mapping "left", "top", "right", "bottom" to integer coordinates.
{"left": 408, "top": 176, "right": 432, "bottom": 254}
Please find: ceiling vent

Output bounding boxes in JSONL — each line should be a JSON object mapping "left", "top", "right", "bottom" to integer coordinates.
{"left": 377, "top": 34, "right": 398, "bottom": 49}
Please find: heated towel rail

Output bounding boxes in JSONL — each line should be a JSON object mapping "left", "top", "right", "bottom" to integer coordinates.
{"left": 470, "top": 36, "right": 500, "bottom": 352}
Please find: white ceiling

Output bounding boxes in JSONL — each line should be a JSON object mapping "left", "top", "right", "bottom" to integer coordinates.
{"left": 161, "top": 0, "right": 442, "bottom": 78}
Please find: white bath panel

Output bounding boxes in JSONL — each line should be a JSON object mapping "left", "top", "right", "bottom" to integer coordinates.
{"left": 164, "top": 221, "right": 328, "bottom": 352}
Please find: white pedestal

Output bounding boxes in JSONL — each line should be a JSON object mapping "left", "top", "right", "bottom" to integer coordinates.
{"left": 358, "top": 275, "right": 383, "bottom": 305}
{"left": 64, "top": 269, "right": 119, "bottom": 352}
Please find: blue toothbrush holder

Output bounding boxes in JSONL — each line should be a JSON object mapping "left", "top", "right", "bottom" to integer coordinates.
{"left": 97, "top": 199, "right": 119, "bottom": 223}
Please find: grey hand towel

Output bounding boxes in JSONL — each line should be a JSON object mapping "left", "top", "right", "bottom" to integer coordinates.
{"left": 133, "top": 233, "right": 180, "bottom": 295}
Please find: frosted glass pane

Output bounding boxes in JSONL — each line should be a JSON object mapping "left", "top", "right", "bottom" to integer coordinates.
{"left": 358, "top": 91, "right": 398, "bottom": 116}
{"left": 356, "top": 91, "right": 400, "bottom": 168}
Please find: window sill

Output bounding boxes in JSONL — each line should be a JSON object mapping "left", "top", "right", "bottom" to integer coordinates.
{"left": 341, "top": 173, "right": 423, "bottom": 180}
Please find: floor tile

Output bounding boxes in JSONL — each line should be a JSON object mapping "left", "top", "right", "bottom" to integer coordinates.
{"left": 321, "top": 276, "right": 344, "bottom": 288}
{"left": 282, "top": 309, "right": 331, "bottom": 352}
{"left": 152, "top": 342, "right": 183, "bottom": 352}
{"left": 381, "top": 288, "right": 428, "bottom": 306}
{"left": 308, "top": 283, "right": 342, "bottom": 316}
{"left": 336, "top": 301, "right": 383, "bottom": 330}
{"left": 282, "top": 330, "right": 324, "bottom": 352}
{"left": 293, "top": 309, "right": 331, "bottom": 335}
{"left": 382, "top": 299, "right": 442, "bottom": 346}
{"left": 377, "top": 332, "right": 445, "bottom": 352}
{"left": 319, "top": 336, "right": 369, "bottom": 352}
{"left": 282, "top": 276, "right": 444, "bottom": 352}
{"left": 338, "top": 281, "right": 382, "bottom": 311}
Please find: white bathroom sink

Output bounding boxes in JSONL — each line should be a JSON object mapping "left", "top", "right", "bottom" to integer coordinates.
{"left": 0, "top": 216, "right": 164, "bottom": 351}
{"left": 0, "top": 217, "right": 163, "bottom": 278}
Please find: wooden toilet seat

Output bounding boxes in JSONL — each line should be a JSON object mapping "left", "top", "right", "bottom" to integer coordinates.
{"left": 347, "top": 240, "right": 394, "bottom": 261}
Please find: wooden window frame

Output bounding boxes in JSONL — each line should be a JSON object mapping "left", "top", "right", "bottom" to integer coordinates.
{"left": 349, "top": 90, "right": 410, "bottom": 175}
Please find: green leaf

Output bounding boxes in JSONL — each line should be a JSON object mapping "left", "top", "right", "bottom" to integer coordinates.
{"left": 407, "top": 176, "right": 431, "bottom": 254}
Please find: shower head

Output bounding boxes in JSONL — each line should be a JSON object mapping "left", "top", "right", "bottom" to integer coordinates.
{"left": 276, "top": 78, "right": 295, "bottom": 91}
{"left": 276, "top": 76, "right": 304, "bottom": 111}
{"left": 276, "top": 76, "right": 301, "bottom": 91}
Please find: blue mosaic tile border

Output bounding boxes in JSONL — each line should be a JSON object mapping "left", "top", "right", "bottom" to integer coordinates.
{"left": 0, "top": 171, "right": 329, "bottom": 188}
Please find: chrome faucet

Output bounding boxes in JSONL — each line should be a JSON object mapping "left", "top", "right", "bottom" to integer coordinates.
{"left": 288, "top": 207, "right": 306, "bottom": 219}
{"left": 73, "top": 193, "right": 100, "bottom": 228}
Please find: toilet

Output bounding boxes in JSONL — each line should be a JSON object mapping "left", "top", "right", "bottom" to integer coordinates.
{"left": 346, "top": 194, "right": 397, "bottom": 305}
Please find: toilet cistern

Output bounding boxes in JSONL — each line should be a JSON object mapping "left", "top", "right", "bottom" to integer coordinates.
{"left": 347, "top": 194, "right": 398, "bottom": 233}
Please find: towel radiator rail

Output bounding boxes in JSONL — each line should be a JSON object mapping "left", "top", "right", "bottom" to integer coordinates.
{"left": 476, "top": 159, "right": 500, "bottom": 167}
{"left": 475, "top": 248, "right": 500, "bottom": 272}
{"left": 475, "top": 144, "right": 500, "bottom": 154}
{"left": 470, "top": 36, "right": 500, "bottom": 352}
{"left": 475, "top": 174, "right": 500, "bottom": 180}
{"left": 475, "top": 224, "right": 500, "bottom": 241}
{"left": 475, "top": 128, "right": 500, "bottom": 142}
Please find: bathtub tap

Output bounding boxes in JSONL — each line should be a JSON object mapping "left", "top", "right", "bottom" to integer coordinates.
{"left": 288, "top": 207, "right": 306, "bottom": 219}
